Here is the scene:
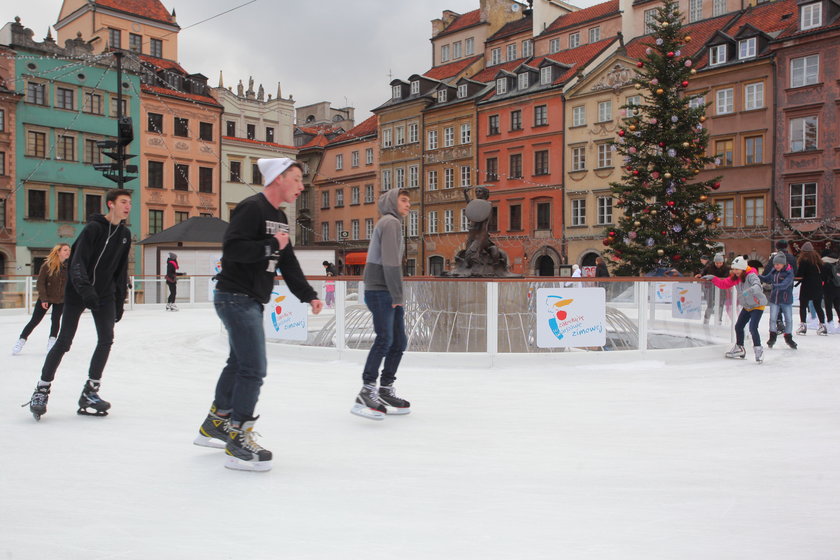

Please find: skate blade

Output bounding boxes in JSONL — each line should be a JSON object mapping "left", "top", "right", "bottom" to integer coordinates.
{"left": 385, "top": 406, "right": 411, "bottom": 415}
{"left": 224, "top": 456, "right": 272, "bottom": 472}
{"left": 193, "top": 435, "right": 226, "bottom": 449}
{"left": 77, "top": 408, "right": 109, "bottom": 417}
{"left": 350, "top": 403, "right": 385, "bottom": 421}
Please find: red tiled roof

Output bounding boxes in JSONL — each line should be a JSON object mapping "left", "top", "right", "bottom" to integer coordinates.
{"left": 435, "top": 10, "right": 482, "bottom": 38}
{"left": 539, "top": 37, "right": 617, "bottom": 83}
{"left": 95, "top": 0, "right": 176, "bottom": 25}
{"left": 487, "top": 16, "right": 533, "bottom": 42}
{"left": 138, "top": 53, "right": 186, "bottom": 75}
{"left": 733, "top": 0, "right": 798, "bottom": 36}
{"left": 297, "top": 124, "right": 342, "bottom": 135}
{"left": 298, "top": 134, "right": 331, "bottom": 150}
{"left": 424, "top": 55, "right": 483, "bottom": 81}
{"left": 329, "top": 115, "right": 378, "bottom": 144}
{"left": 222, "top": 136, "right": 295, "bottom": 150}
{"left": 625, "top": 13, "right": 737, "bottom": 60}
{"left": 544, "top": 0, "right": 620, "bottom": 34}
{"left": 141, "top": 84, "right": 222, "bottom": 107}
{"left": 471, "top": 58, "right": 530, "bottom": 83}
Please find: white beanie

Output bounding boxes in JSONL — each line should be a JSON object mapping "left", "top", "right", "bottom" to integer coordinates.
{"left": 257, "top": 158, "right": 295, "bottom": 187}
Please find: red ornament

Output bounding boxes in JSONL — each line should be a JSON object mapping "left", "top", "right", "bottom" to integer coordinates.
{"left": 633, "top": 170, "right": 640, "bottom": 175}
{"left": 609, "top": 231, "right": 616, "bottom": 237}
{"left": 618, "top": 130, "right": 626, "bottom": 137}
{"left": 636, "top": 61, "right": 644, "bottom": 68}
{"left": 667, "top": 51, "right": 675, "bottom": 57}
{"left": 714, "top": 182, "right": 721, "bottom": 189}
{"left": 666, "top": 201, "right": 675, "bottom": 207}
{"left": 659, "top": 142, "right": 666, "bottom": 147}
{"left": 673, "top": 254, "right": 682, "bottom": 261}
{"left": 661, "top": 231, "right": 668, "bottom": 235}
{"left": 602, "top": 238, "right": 612, "bottom": 246}
{"left": 681, "top": 80, "right": 689, "bottom": 87}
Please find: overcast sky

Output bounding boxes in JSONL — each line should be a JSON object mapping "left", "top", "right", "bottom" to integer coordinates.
{"left": 8, "top": 0, "right": 603, "bottom": 123}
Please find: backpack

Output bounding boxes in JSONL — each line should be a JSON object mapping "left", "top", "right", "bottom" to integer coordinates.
{"left": 830, "top": 261, "right": 840, "bottom": 288}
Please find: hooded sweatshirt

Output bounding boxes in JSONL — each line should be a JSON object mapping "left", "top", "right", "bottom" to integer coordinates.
{"left": 363, "top": 189, "right": 405, "bottom": 305}
{"left": 709, "top": 267, "right": 766, "bottom": 311}
{"left": 67, "top": 214, "right": 131, "bottom": 305}
{"left": 758, "top": 264, "right": 794, "bottom": 305}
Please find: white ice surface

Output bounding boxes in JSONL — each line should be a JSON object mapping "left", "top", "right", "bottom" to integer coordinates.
{"left": 2, "top": 306, "right": 839, "bottom": 560}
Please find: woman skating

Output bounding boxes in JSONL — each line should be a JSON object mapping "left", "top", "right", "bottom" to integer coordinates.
{"left": 795, "top": 242, "right": 826, "bottom": 336}
{"left": 13, "top": 244, "right": 70, "bottom": 355}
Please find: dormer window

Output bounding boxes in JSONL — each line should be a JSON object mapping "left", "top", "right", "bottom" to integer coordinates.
{"left": 392, "top": 85, "right": 401, "bottom": 99}
{"left": 457, "top": 84, "right": 468, "bottom": 98}
{"left": 800, "top": 3, "right": 822, "bottom": 29}
{"left": 437, "top": 89, "right": 448, "bottom": 103}
{"left": 491, "top": 48, "right": 501, "bottom": 65}
{"left": 738, "top": 38, "right": 756, "bottom": 59}
{"left": 540, "top": 66, "right": 553, "bottom": 85}
{"left": 496, "top": 78, "right": 508, "bottom": 94}
{"left": 410, "top": 80, "right": 420, "bottom": 95}
{"left": 518, "top": 73, "right": 529, "bottom": 90}
{"left": 709, "top": 44, "right": 727, "bottom": 66}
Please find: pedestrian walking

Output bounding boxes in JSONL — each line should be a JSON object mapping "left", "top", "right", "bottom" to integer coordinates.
{"left": 13, "top": 243, "right": 70, "bottom": 355}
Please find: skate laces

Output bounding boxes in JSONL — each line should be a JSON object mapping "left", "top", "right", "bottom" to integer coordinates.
{"left": 21, "top": 387, "right": 49, "bottom": 408}
{"left": 235, "top": 425, "right": 265, "bottom": 452}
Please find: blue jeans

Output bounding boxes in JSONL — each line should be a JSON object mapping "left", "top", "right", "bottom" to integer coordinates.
{"left": 362, "top": 291, "right": 407, "bottom": 386}
{"left": 768, "top": 303, "right": 793, "bottom": 335}
{"left": 213, "top": 291, "right": 266, "bottom": 422}
{"left": 735, "top": 308, "right": 764, "bottom": 347}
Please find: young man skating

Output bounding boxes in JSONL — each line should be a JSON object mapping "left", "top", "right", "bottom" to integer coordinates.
{"left": 26, "top": 189, "right": 133, "bottom": 420}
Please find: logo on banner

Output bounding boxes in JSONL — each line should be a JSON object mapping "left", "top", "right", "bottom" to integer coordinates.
{"left": 671, "top": 283, "right": 702, "bottom": 320}
{"left": 269, "top": 294, "right": 289, "bottom": 332}
{"left": 546, "top": 296, "right": 575, "bottom": 341}
{"left": 536, "top": 288, "right": 607, "bottom": 348}
{"left": 263, "top": 286, "right": 309, "bottom": 341}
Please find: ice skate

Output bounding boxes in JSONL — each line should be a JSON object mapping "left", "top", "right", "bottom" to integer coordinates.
{"left": 784, "top": 333, "right": 798, "bottom": 349}
{"left": 754, "top": 346, "right": 764, "bottom": 364}
{"left": 796, "top": 323, "right": 807, "bottom": 335}
{"left": 766, "top": 332, "right": 777, "bottom": 348}
{"left": 169, "top": 303, "right": 179, "bottom": 312}
{"left": 817, "top": 323, "right": 827, "bottom": 336}
{"left": 23, "top": 382, "right": 51, "bottom": 421}
{"left": 379, "top": 385, "right": 411, "bottom": 415}
{"left": 225, "top": 418, "right": 272, "bottom": 472}
{"left": 77, "top": 380, "right": 111, "bottom": 416}
{"left": 350, "top": 384, "right": 386, "bottom": 421}
{"left": 194, "top": 404, "right": 231, "bottom": 449}
{"left": 725, "top": 344, "right": 746, "bottom": 359}
{"left": 46, "top": 337, "right": 57, "bottom": 352}
{"left": 12, "top": 338, "right": 25, "bottom": 355}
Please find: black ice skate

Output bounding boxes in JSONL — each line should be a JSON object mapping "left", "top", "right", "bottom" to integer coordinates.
{"left": 784, "top": 333, "right": 798, "bottom": 349}
{"left": 379, "top": 385, "right": 411, "bottom": 415}
{"left": 23, "top": 383, "right": 51, "bottom": 421}
{"left": 767, "top": 332, "right": 777, "bottom": 348}
{"left": 194, "top": 404, "right": 231, "bottom": 449}
{"left": 77, "top": 380, "right": 111, "bottom": 416}
{"left": 350, "top": 384, "right": 386, "bottom": 421}
{"left": 225, "top": 417, "right": 272, "bottom": 472}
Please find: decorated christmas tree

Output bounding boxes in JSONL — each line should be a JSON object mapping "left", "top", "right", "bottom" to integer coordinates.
{"left": 603, "top": 0, "right": 721, "bottom": 276}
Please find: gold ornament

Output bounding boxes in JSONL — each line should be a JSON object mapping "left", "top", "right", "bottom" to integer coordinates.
{"left": 693, "top": 169, "right": 700, "bottom": 174}
{"left": 662, "top": 22, "right": 669, "bottom": 27}
{"left": 634, "top": 221, "right": 641, "bottom": 227}
{"left": 635, "top": 83, "right": 642, "bottom": 89}
{"left": 699, "top": 116, "right": 706, "bottom": 122}
{"left": 657, "top": 249, "right": 665, "bottom": 256}
{"left": 664, "top": 172, "right": 672, "bottom": 179}
{"left": 629, "top": 125, "right": 636, "bottom": 131}
{"left": 694, "top": 218, "right": 703, "bottom": 225}
{"left": 699, "top": 195, "right": 708, "bottom": 201}
{"left": 656, "top": 88, "right": 664, "bottom": 95}
{"left": 715, "top": 217, "right": 721, "bottom": 223}
{"left": 685, "top": 35, "right": 692, "bottom": 42}
{"left": 651, "top": 210, "right": 658, "bottom": 215}
{"left": 682, "top": 142, "right": 690, "bottom": 148}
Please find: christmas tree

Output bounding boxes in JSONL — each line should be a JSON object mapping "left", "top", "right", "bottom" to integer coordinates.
{"left": 603, "top": 0, "right": 721, "bottom": 276}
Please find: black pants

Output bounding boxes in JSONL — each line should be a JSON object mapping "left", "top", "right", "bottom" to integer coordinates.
{"left": 799, "top": 296, "right": 825, "bottom": 324}
{"left": 167, "top": 282, "right": 176, "bottom": 304}
{"left": 41, "top": 298, "right": 115, "bottom": 383}
{"left": 825, "top": 291, "right": 840, "bottom": 322}
{"left": 20, "top": 299, "right": 64, "bottom": 340}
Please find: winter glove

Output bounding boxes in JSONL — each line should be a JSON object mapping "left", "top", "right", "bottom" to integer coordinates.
{"left": 701, "top": 275, "right": 716, "bottom": 281}
{"left": 115, "top": 300, "right": 124, "bottom": 323}
{"left": 81, "top": 288, "right": 99, "bottom": 309}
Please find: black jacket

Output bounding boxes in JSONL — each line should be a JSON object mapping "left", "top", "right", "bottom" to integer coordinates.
{"left": 215, "top": 193, "right": 317, "bottom": 304}
{"left": 796, "top": 259, "right": 823, "bottom": 300}
{"left": 66, "top": 214, "right": 131, "bottom": 305}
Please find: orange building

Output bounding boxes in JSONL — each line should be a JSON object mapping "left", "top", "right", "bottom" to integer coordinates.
{"left": 0, "top": 45, "right": 20, "bottom": 275}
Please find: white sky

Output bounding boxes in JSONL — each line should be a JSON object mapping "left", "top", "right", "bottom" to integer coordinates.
{"left": 7, "top": 0, "right": 604, "bottom": 120}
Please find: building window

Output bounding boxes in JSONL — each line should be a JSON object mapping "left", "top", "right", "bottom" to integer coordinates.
{"left": 597, "top": 101, "right": 612, "bottom": 122}
{"left": 460, "top": 166, "right": 471, "bottom": 187}
{"left": 174, "top": 117, "right": 189, "bottom": 137}
{"left": 518, "top": 73, "right": 529, "bottom": 90}
{"left": 460, "top": 208, "right": 468, "bottom": 231}
{"left": 229, "top": 161, "right": 241, "bottom": 182}
{"left": 790, "top": 116, "right": 818, "bottom": 152}
{"left": 199, "top": 167, "right": 213, "bottom": 193}
{"left": 488, "top": 115, "right": 500, "bottom": 135}
{"left": 522, "top": 39, "right": 533, "bottom": 57}
{"left": 108, "top": 28, "right": 121, "bottom": 49}
{"left": 57, "top": 192, "right": 74, "bottom": 222}
{"left": 509, "top": 154, "right": 523, "bottom": 179}
{"left": 716, "top": 198, "right": 734, "bottom": 227}
{"left": 406, "top": 211, "right": 417, "bottom": 238}
{"left": 644, "top": 9, "right": 657, "bottom": 33}
{"left": 350, "top": 186, "right": 360, "bottom": 205}
{"left": 508, "top": 204, "right": 522, "bottom": 231}
{"left": 597, "top": 196, "right": 613, "bottom": 225}
{"left": 597, "top": 144, "right": 612, "bottom": 168}
{"left": 626, "top": 95, "right": 642, "bottom": 107}
{"left": 689, "top": 0, "right": 702, "bottom": 22}
{"left": 489, "top": 208, "right": 498, "bottom": 232}
{"left": 335, "top": 221, "right": 344, "bottom": 241}
{"left": 110, "top": 97, "right": 128, "bottom": 118}
{"left": 739, "top": 38, "right": 756, "bottom": 59}
{"left": 537, "top": 202, "right": 551, "bottom": 230}
{"left": 460, "top": 123, "right": 471, "bottom": 144}
{"left": 709, "top": 44, "right": 727, "bottom": 66}
{"left": 441, "top": 44, "right": 450, "bottom": 63}
{"left": 409, "top": 165, "right": 419, "bottom": 188}
{"left": 437, "top": 90, "right": 448, "bottom": 104}
{"left": 410, "top": 80, "right": 420, "bottom": 95}
{"left": 266, "top": 127, "right": 274, "bottom": 142}
{"left": 534, "top": 150, "right": 549, "bottom": 175}
{"left": 56, "top": 87, "right": 74, "bottom": 110}
{"left": 84, "top": 92, "right": 103, "bottom": 114}
{"left": 716, "top": 88, "right": 734, "bottom": 114}
{"left": 453, "top": 41, "right": 462, "bottom": 59}
{"left": 491, "top": 47, "right": 501, "bottom": 65}
{"left": 486, "top": 158, "right": 498, "bottom": 182}
{"left": 408, "top": 123, "right": 418, "bottom": 143}
{"left": 129, "top": 33, "right": 142, "bottom": 53}
{"left": 321, "top": 191, "right": 330, "bottom": 209}
{"left": 85, "top": 194, "right": 101, "bottom": 218}
{"left": 0, "top": 109, "right": 4, "bottom": 131}
{"left": 27, "top": 131, "right": 47, "bottom": 158}
{"left": 744, "top": 82, "right": 764, "bottom": 110}
{"left": 588, "top": 27, "right": 601, "bottom": 42}
{"left": 715, "top": 139, "right": 734, "bottom": 166}
{"left": 713, "top": 0, "right": 726, "bottom": 15}
{"left": 427, "top": 170, "right": 438, "bottom": 191}
{"left": 26, "top": 82, "right": 46, "bottom": 105}
{"left": 791, "top": 55, "right": 819, "bottom": 88}
{"left": 335, "top": 189, "right": 344, "bottom": 207}
{"left": 382, "top": 169, "right": 392, "bottom": 189}
{"left": 427, "top": 129, "right": 438, "bottom": 150}
{"left": 57, "top": 135, "right": 75, "bottom": 161}
{"left": 689, "top": 95, "right": 705, "bottom": 109}
{"left": 800, "top": 3, "right": 822, "bottom": 30}
{"left": 226, "top": 121, "right": 236, "bottom": 137}
{"left": 150, "top": 38, "right": 163, "bottom": 58}
{"left": 350, "top": 219, "right": 359, "bottom": 240}
{"left": 572, "top": 106, "right": 585, "bottom": 127}
{"left": 569, "top": 32, "right": 580, "bottom": 48}
{"left": 0, "top": 151, "right": 5, "bottom": 176}
{"left": 246, "top": 124, "right": 255, "bottom": 140}
{"left": 27, "top": 189, "right": 47, "bottom": 219}
{"left": 147, "top": 112, "right": 163, "bottom": 133}
{"left": 444, "top": 168, "right": 454, "bottom": 189}
{"left": 351, "top": 151, "right": 360, "bottom": 167}
{"left": 496, "top": 78, "right": 507, "bottom": 95}
{"left": 510, "top": 110, "right": 522, "bottom": 131}
{"left": 745, "top": 135, "right": 763, "bottom": 164}
{"left": 365, "top": 218, "right": 374, "bottom": 239}
{"left": 175, "top": 211, "right": 189, "bottom": 224}
{"left": 84, "top": 139, "right": 102, "bottom": 164}
{"left": 395, "top": 126, "right": 405, "bottom": 146}
{"left": 174, "top": 163, "right": 189, "bottom": 190}
{"left": 571, "top": 199, "right": 586, "bottom": 226}
{"left": 335, "top": 153, "right": 343, "bottom": 170}
{"left": 540, "top": 66, "right": 552, "bottom": 84}
{"left": 383, "top": 128, "right": 393, "bottom": 148}
{"left": 392, "top": 85, "right": 402, "bottom": 99}
{"left": 428, "top": 211, "right": 438, "bottom": 233}
{"left": 148, "top": 161, "right": 163, "bottom": 188}
{"left": 534, "top": 105, "right": 548, "bottom": 127}
{"left": 321, "top": 222, "right": 330, "bottom": 241}
{"left": 571, "top": 146, "right": 586, "bottom": 171}
{"left": 744, "top": 196, "right": 764, "bottom": 226}
{"left": 506, "top": 44, "right": 516, "bottom": 61}
{"left": 444, "top": 209, "right": 454, "bottom": 233}
{"left": 366, "top": 147, "right": 374, "bottom": 164}
{"left": 149, "top": 210, "right": 163, "bottom": 234}
{"left": 196, "top": 122, "right": 212, "bottom": 141}
{"left": 465, "top": 37, "right": 475, "bottom": 55}
{"left": 790, "top": 183, "right": 817, "bottom": 218}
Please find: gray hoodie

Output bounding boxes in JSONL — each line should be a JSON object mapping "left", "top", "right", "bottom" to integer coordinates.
{"left": 363, "top": 189, "right": 404, "bottom": 304}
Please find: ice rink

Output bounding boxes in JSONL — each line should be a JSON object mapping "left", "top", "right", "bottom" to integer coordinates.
{"left": 2, "top": 305, "right": 839, "bottom": 559}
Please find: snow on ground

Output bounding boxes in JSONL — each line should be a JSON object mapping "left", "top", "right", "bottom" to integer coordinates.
{"left": 1, "top": 305, "right": 839, "bottom": 560}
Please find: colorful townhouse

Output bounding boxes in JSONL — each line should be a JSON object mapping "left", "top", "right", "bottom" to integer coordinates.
{"left": 0, "top": 43, "right": 20, "bottom": 277}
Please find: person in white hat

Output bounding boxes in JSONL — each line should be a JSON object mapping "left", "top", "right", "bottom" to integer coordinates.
{"left": 194, "top": 157, "right": 323, "bottom": 472}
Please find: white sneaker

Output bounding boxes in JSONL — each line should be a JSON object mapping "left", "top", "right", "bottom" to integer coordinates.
{"left": 46, "top": 337, "right": 57, "bottom": 351}
{"left": 12, "top": 338, "right": 26, "bottom": 355}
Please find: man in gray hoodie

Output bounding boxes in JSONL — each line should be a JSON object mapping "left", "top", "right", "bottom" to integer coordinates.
{"left": 352, "top": 188, "right": 412, "bottom": 420}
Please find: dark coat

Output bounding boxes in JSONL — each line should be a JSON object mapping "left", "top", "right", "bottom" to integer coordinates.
{"left": 700, "top": 262, "right": 730, "bottom": 278}
{"left": 165, "top": 258, "right": 183, "bottom": 284}
{"left": 66, "top": 214, "right": 131, "bottom": 306}
{"left": 796, "top": 259, "right": 823, "bottom": 301}
{"left": 758, "top": 265, "right": 794, "bottom": 305}
{"left": 595, "top": 262, "right": 610, "bottom": 278}
{"left": 37, "top": 261, "right": 68, "bottom": 304}
{"left": 821, "top": 257, "right": 839, "bottom": 297}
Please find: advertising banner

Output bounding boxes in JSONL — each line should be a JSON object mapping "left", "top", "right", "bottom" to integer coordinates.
{"left": 671, "top": 283, "right": 702, "bottom": 320}
{"left": 263, "top": 285, "right": 309, "bottom": 341}
{"left": 536, "top": 288, "right": 607, "bottom": 348}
